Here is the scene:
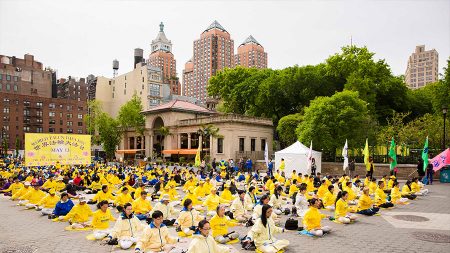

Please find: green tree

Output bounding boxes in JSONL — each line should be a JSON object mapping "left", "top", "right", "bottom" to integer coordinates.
{"left": 117, "top": 93, "right": 145, "bottom": 136}
{"left": 15, "top": 137, "right": 20, "bottom": 157}
{"left": 2, "top": 137, "right": 8, "bottom": 157}
{"left": 97, "top": 113, "right": 122, "bottom": 160}
{"left": 276, "top": 113, "right": 303, "bottom": 147}
{"left": 85, "top": 100, "right": 103, "bottom": 145}
{"left": 398, "top": 113, "right": 443, "bottom": 151}
{"left": 296, "top": 90, "right": 371, "bottom": 156}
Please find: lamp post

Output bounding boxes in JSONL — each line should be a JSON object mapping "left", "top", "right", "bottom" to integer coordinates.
{"left": 443, "top": 105, "right": 448, "bottom": 150}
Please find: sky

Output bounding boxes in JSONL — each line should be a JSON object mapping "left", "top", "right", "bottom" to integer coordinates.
{"left": 1, "top": 0, "right": 449, "bottom": 79}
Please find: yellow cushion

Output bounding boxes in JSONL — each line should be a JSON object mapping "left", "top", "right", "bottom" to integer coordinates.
{"left": 85, "top": 234, "right": 96, "bottom": 240}
{"left": 177, "top": 231, "right": 192, "bottom": 238}
{"left": 64, "top": 226, "right": 92, "bottom": 231}
{"left": 226, "top": 238, "right": 239, "bottom": 244}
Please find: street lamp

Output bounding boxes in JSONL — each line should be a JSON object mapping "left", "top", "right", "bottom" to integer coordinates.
{"left": 443, "top": 105, "right": 448, "bottom": 150}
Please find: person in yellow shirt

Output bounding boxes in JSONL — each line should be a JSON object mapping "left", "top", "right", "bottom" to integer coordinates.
{"left": 390, "top": 181, "right": 409, "bottom": 205}
{"left": 89, "top": 185, "right": 115, "bottom": 204}
{"left": 357, "top": 187, "right": 379, "bottom": 216}
{"left": 316, "top": 180, "right": 328, "bottom": 199}
{"left": 219, "top": 182, "right": 235, "bottom": 202}
{"left": 132, "top": 191, "right": 153, "bottom": 221}
{"left": 1, "top": 177, "right": 23, "bottom": 197}
{"left": 343, "top": 182, "right": 357, "bottom": 205}
{"left": 334, "top": 191, "right": 358, "bottom": 224}
{"left": 375, "top": 181, "right": 394, "bottom": 208}
{"left": 41, "top": 177, "right": 57, "bottom": 192}
{"left": 203, "top": 187, "right": 230, "bottom": 216}
{"left": 36, "top": 189, "right": 60, "bottom": 215}
{"left": 182, "top": 186, "right": 202, "bottom": 208}
{"left": 54, "top": 177, "right": 66, "bottom": 192}
{"left": 20, "top": 183, "right": 46, "bottom": 208}
{"left": 11, "top": 182, "right": 31, "bottom": 200}
{"left": 92, "top": 200, "right": 116, "bottom": 239}
{"left": 115, "top": 187, "right": 133, "bottom": 212}
{"left": 288, "top": 180, "right": 299, "bottom": 197}
{"left": 411, "top": 177, "right": 429, "bottom": 195}
{"left": 187, "top": 219, "right": 231, "bottom": 253}
{"left": 183, "top": 177, "right": 196, "bottom": 192}
{"left": 279, "top": 158, "right": 285, "bottom": 171}
{"left": 368, "top": 178, "right": 377, "bottom": 195}
{"left": 303, "top": 198, "right": 332, "bottom": 236}
{"left": 401, "top": 180, "right": 417, "bottom": 200}
{"left": 210, "top": 205, "right": 240, "bottom": 244}
{"left": 59, "top": 196, "right": 93, "bottom": 229}
{"left": 193, "top": 180, "right": 208, "bottom": 199}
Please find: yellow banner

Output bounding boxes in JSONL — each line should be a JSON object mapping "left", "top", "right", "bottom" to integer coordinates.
{"left": 25, "top": 133, "right": 91, "bottom": 166}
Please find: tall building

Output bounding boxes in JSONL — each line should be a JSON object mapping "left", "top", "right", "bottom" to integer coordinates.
{"left": 234, "top": 35, "right": 267, "bottom": 69}
{"left": 183, "top": 20, "right": 234, "bottom": 103}
{"left": 148, "top": 22, "right": 181, "bottom": 95}
{"left": 405, "top": 45, "right": 439, "bottom": 89}
{"left": 0, "top": 54, "right": 88, "bottom": 152}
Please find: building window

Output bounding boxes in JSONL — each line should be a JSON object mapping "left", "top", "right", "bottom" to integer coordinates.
{"left": 23, "top": 109, "right": 30, "bottom": 116}
{"left": 49, "top": 128, "right": 55, "bottom": 133}
{"left": 36, "top": 110, "right": 43, "bottom": 117}
{"left": 13, "top": 85, "right": 18, "bottom": 92}
{"left": 23, "top": 126, "right": 30, "bottom": 132}
{"left": 251, "top": 138, "right": 256, "bottom": 151}
{"left": 13, "top": 76, "right": 18, "bottom": 81}
{"left": 36, "top": 102, "right": 43, "bottom": 108}
{"left": 67, "top": 128, "right": 73, "bottom": 133}
{"left": 77, "top": 121, "right": 83, "bottom": 127}
{"left": 49, "top": 112, "right": 55, "bottom": 117}
{"left": 6, "top": 83, "right": 10, "bottom": 91}
{"left": 261, "top": 139, "right": 266, "bottom": 152}
{"left": 36, "top": 127, "right": 43, "bottom": 133}
{"left": 6, "top": 75, "right": 11, "bottom": 81}
{"left": 3, "top": 108, "right": 9, "bottom": 114}
{"left": 217, "top": 138, "right": 223, "bottom": 153}
{"left": 67, "top": 121, "right": 73, "bottom": 126}
{"left": 239, "top": 138, "right": 245, "bottom": 152}
{"left": 49, "top": 120, "right": 55, "bottom": 125}
{"left": 78, "top": 114, "right": 83, "bottom": 119}
{"left": 67, "top": 113, "right": 72, "bottom": 119}
{"left": 77, "top": 129, "right": 83, "bottom": 134}
{"left": 49, "top": 103, "right": 55, "bottom": 109}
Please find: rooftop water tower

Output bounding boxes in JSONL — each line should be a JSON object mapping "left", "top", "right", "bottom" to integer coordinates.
{"left": 112, "top": 59, "right": 119, "bottom": 78}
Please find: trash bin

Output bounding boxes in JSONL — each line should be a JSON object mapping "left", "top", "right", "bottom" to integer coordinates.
{"left": 440, "top": 167, "right": 450, "bottom": 183}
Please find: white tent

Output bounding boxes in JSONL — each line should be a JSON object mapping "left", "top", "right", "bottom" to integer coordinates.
{"left": 274, "top": 141, "right": 322, "bottom": 177}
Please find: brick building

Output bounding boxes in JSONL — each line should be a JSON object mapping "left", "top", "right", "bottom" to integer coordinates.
{"left": 148, "top": 22, "right": 181, "bottom": 95}
{"left": 182, "top": 20, "right": 234, "bottom": 103}
{"left": 234, "top": 35, "right": 267, "bottom": 69}
{"left": 0, "top": 54, "right": 87, "bottom": 153}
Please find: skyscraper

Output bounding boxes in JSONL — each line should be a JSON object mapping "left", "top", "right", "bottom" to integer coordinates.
{"left": 405, "top": 45, "right": 439, "bottom": 89}
{"left": 183, "top": 20, "right": 234, "bottom": 103}
{"left": 148, "top": 22, "right": 180, "bottom": 95}
{"left": 234, "top": 35, "right": 267, "bottom": 69}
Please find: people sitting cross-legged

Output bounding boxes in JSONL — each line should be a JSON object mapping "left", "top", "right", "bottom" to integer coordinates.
{"left": 35, "top": 189, "right": 59, "bottom": 215}
{"left": 210, "top": 204, "right": 240, "bottom": 244}
{"left": 334, "top": 191, "right": 358, "bottom": 224}
{"left": 49, "top": 192, "right": 74, "bottom": 219}
{"left": 92, "top": 200, "right": 116, "bottom": 239}
{"left": 175, "top": 198, "right": 204, "bottom": 236}
{"left": 106, "top": 202, "right": 144, "bottom": 250}
{"left": 152, "top": 194, "right": 178, "bottom": 226}
{"left": 245, "top": 204, "right": 289, "bottom": 253}
{"left": 59, "top": 196, "right": 93, "bottom": 229}
{"left": 295, "top": 183, "right": 310, "bottom": 217}
{"left": 375, "top": 181, "right": 394, "bottom": 208}
{"left": 187, "top": 219, "right": 231, "bottom": 253}
{"left": 135, "top": 210, "right": 184, "bottom": 253}
{"left": 390, "top": 181, "right": 409, "bottom": 204}
{"left": 252, "top": 195, "right": 279, "bottom": 224}
{"left": 88, "top": 184, "right": 115, "bottom": 205}
{"left": 20, "top": 182, "right": 46, "bottom": 208}
{"left": 357, "top": 187, "right": 379, "bottom": 216}
{"left": 115, "top": 187, "right": 133, "bottom": 212}
{"left": 132, "top": 190, "right": 153, "bottom": 221}
{"left": 230, "top": 190, "right": 252, "bottom": 222}
{"left": 303, "top": 198, "right": 332, "bottom": 237}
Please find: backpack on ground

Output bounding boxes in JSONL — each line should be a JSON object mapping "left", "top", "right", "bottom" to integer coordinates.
{"left": 284, "top": 218, "right": 299, "bottom": 230}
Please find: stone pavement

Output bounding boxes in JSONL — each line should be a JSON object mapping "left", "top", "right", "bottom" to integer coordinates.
{"left": 1, "top": 183, "right": 450, "bottom": 253}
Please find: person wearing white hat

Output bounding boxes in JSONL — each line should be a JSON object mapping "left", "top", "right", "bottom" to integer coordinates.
{"left": 11, "top": 181, "right": 31, "bottom": 201}
{"left": 151, "top": 194, "right": 178, "bottom": 226}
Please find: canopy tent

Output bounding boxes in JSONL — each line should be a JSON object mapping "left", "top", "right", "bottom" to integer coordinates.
{"left": 274, "top": 141, "right": 322, "bottom": 177}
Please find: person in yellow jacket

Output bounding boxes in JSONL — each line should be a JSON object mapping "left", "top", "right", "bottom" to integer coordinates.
{"left": 89, "top": 185, "right": 115, "bottom": 204}
{"left": 36, "top": 189, "right": 60, "bottom": 215}
{"left": 390, "top": 181, "right": 409, "bottom": 204}
{"left": 303, "top": 198, "right": 332, "bottom": 237}
{"left": 210, "top": 205, "right": 240, "bottom": 244}
{"left": 134, "top": 183, "right": 146, "bottom": 200}
{"left": 54, "top": 177, "right": 66, "bottom": 192}
{"left": 0, "top": 177, "right": 23, "bottom": 196}
{"left": 204, "top": 177, "right": 213, "bottom": 193}
{"left": 343, "top": 182, "right": 357, "bottom": 205}
{"left": 106, "top": 203, "right": 144, "bottom": 250}
{"left": 245, "top": 204, "right": 289, "bottom": 253}
{"left": 193, "top": 180, "right": 208, "bottom": 199}
{"left": 375, "top": 181, "right": 394, "bottom": 208}
{"left": 401, "top": 181, "right": 418, "bottom": 200}
{"left": 41, "top": 177, "right": 57, "bottom": 192}
{"left": 135, "top": 210, "right": 183, "bottom": 253}
{"left": 59, "top": 196, "right": 93, "bottom": 229}
{"left": 279, "top": 158, "right": 285, "bottom": 171}
{"left": 357, "top": 187, "right": 379, "bottom": 216}
{"left": 187, "top": 219, "right": 230, "bottom": 253}
{"left": 203, "top": 187, "right": 230, "bottom": 216}
{"left": 411, "top": 177, "right": 429, "bottom": 195}
{"left": 387, "top": 175, "right": 396, "bottom": 190}
{"left": 11, "top": 181, "right": 31, "bottom": 200}
{"left": 132, "top": 191, "right": 153, "bottom": 221}
{"left": 183, "top": 177, "right": 196, "bottom": 192}
{"left": 182, "top": 186, "right": 203, "bottom": 209}
{"left": 20, "top": 183, "right": 46, "bottom": 208}
{"left": 219, "top": 182, "right": 235, "bottom": 202}
{"left": 115, "top": 187, "right": 133, "bottom": 212}
{"left": 244, "top": 186, "right": 258, "bottom": 211}
{"left": 316, "top": 180, "right": 328, "bottom": 199}
{"left": 152, "top": 194, "right": 179, "bottom": 226}
{"left": 334, "top": 191, "right": 358, "bottom": 224}
{"left": 230, "top": 190, "right": 252, "bottom": 222}
{"left": 175, "top": 198, "right": 205, "bottom": 236}
{"left": 92, "top": 200, "right": 117, "bottom": 239}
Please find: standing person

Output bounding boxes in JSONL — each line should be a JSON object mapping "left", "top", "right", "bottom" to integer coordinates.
{"left": 246, "top": 204, "right": 289, "bottom": 253}
{"left": 200, "top": 160, "right": 206, "bottom": 173}
{"left": 279, "top": 158, "right": 285, "bottom": 172}
{"left": 246, "top": 158, "right": 253, "bottom": 174}
{"left": 426, "top": 162, "right": 434, "bottom": 185}
{"left": 367, "top": 156, "right": 374, "bottom": 179}
{"left": 267, "top": 159, "right": 274, "bottom": 177}
{"left": 417, "top": 159, "right": 425, "bottom": 181}
{"left": 311, "top": 158, "right": 317, "bottom": 176}
{"left": 348, "top": 159, "right": 356, "bottom": 178}
{"left": 211, "top": 158, "right": 217, "bottom": 172}
{"left": 187, "top": 220, "right": 230, "bottom": 253}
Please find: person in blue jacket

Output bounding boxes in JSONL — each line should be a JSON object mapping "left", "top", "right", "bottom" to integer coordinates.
{"left": 49, "top": 192, "right": 74, "bottom": 219}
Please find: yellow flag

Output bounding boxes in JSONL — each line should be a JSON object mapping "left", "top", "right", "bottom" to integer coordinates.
{"left": 363, "top": 138, "right": 370, "bottom": 170}
{"left": 194, "top": 141, "right": 202, "bottom": 167}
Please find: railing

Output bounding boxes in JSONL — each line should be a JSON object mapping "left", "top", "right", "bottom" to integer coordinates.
{"left": 234, "top": 151, "right": 267, "bottom": 161}
{"left": 178, "top": 114, "right": 273, "bottom": 126}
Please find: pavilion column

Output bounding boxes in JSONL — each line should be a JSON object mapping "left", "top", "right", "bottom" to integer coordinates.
{"left": 149, "top": 134, "right": 154, "bottom": 159}
{"left": 177, "top": 134, "right": 181, "bottom": 149}
{"left": 188, "top": 133, "right": 191, "bottom": 149}
{"left": 145, "top": 134, "right": 151, "bottom": 158}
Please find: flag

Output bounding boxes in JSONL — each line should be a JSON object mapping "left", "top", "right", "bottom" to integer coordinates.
{"left": 307, "top": 141, "right": 312, "bottom": 171}
{"left": 430, "top": 148, "right": 450, "bottom": 172}
{"left": 342, "top": 139, "right": 348, "bottom": 171}
{"left": 264, "top": 141, "right": 269, "bottom": 168}
{"left": 363, "top": 138, "right": 370, "bottom": 170}
{"left": 388, "top": 137, "right": 397, "bottom": 171}
{"left": 421, "top": 136, "right": 429, "bottom": 172}
{"left": 194, "top": 140, "right": 202, "bottom": 167}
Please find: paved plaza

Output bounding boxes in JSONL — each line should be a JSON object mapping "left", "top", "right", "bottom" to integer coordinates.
{"left": 1, "top": 182, "right": 450, "bottom": 253}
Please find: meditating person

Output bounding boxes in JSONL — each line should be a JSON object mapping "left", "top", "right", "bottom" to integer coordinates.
{"left": 411, "top": 177, "right": 429, "bottom": 195}
{"left": 203, "top": 187, "right": 230, "bottom": 216}
{"left": 59, "top": 196, "right": 93, "bottom": 229}
{"left": 375, "top": 181, "right": 394, "bottom": 208}
{"left": 132, "top": 190, "right": 153, "bottom": 221}
{"left": 187, "top": 219, "right": 230, "bottom": 253}
{"left": 20, "top": 182, "right": 46, "bottom": 208}
{"left": 230, "top": 189, "right": 252, "bottom": 222}
{"left": 295, "top": 183, "right": 309, "bottom": 217}
{"left": 401, "top": 180, "right": 417, "bottom": 200}
{"left": 303, "top": 198, "right": 332, "bottom": 237}
{"left": 269, "top": 186, "right": 285, "bottom": 215}
{"left": 246, "top": 204, "right": 289, "bottom": 253}
{"left": 322, "top": 185, "right": 337, "bottom": 210}
{"left": 152, "top": 194, "right": 178, "bottom": 226}
{"left": 390, "top": 181, "right": 409, "bottom": 204}
{"left": 175, "top": 199, "right": 204, "bottom": 236}
{"left": 135, "top": 210, "right": 183, "bottom": 253}
{"left": 107, "top": 202, "right": 144, "bottom": 250}
{"left": 115, "top": 187, "right": 133, "bottom": 212}
{"left": 36, "top": 189, "right": 59, "bottom": 215}
{"left": 357, "top": 187, "right": 379, "bottom": 216}
{"left": 0, "top": 177, "right": 23, "bottom": 197}
{"left": 210, "top": 205, "right": 240, "bottom": 244}
{"left": 88, "top": 184, "right": 115, "bottom": 204}
{"left": 244, "top": 186, "right": 258, "bottom": 211}
{"left": 334, "top": 191, "right": 358, "bottom": 224}
{"left": 49, "top": 192, "right": 74, "bottom": 219}
{"left": 92, "top": 200, "right": 116, "bottom": 239}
